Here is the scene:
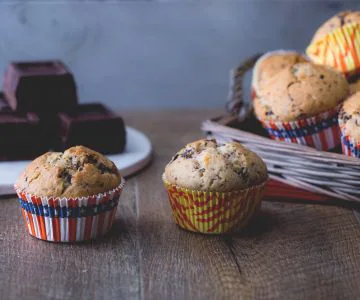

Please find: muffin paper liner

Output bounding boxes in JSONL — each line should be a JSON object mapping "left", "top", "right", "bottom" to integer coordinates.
{"left": 340, "top": 134, "right": 360, "bottom": 157}
{"left": 306, "top": 22, "right": 360, "bottom": 76}
{"left": 163, "top": 176, "right": 267, "bottom": 234}
{"left": 259, "top": 106, "right": 341, "bottom": 151}
{"left": 339, "top": 117, "right": 360, "bottom": 157}
{"left": 14, "top": 179, "right": 125, "bottom": 242}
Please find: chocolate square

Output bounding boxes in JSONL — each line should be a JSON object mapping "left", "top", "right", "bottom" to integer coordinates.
{"left": 0, "top": 111, "right": 47, "bottom": 160}
{"left": 3, "top": 60, "right": 78, "bottom": 112}
{"left": 59, "top": 103, "right": 126, "bottom": 154}
{"left": 0, "top": 92, "right": 12, "bottom": 112}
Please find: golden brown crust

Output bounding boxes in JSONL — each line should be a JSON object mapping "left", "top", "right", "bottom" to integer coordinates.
{"left": 311, "top": 10, "right": 360, "bottom": 43}
{"left": 252, "top": 51, "right": 307, "bottom": 96}
{"left": 350, "top": 79, "right": 360, "bottom": 95}
{"left": 16, "top": 146, "right": 122, "bottom": 198}
{"left": 255, "top": 62, "right": 349, "bottom": 121}
{"left": 163, "top": 139, "right": 268, "bottom": 192}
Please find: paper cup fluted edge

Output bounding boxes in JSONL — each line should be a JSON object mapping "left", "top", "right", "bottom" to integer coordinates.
{"left": 162, "top": 175, "right": 267, "bottom": 234}
{"left": 258, "top": 105, "right": 341, "bottom": 151}
{"left": 14, "top": 178, "right": 125, "bottom": 242}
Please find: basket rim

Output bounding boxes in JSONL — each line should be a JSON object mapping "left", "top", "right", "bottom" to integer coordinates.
{"left": 202, "top": 117, "right": 360, "bottom": 166}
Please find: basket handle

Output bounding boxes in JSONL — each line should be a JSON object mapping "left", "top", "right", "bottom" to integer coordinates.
{"left": 225, "top": 53, "right": 263, "bottom": 120}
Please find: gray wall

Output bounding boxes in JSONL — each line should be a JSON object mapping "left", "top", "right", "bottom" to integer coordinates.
{"left": 0, "top": 1, "right": 359, "bottom": 110}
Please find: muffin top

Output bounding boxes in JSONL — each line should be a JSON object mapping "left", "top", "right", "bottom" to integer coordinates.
{"left": 350, "top": 79, "right": 360, "bottom": 95}
{"left": 16, "top": 146, "right": 122, "bottom": 198}
{"left": 255, "top": 62, "right": 349, "bottom": 121}
{"left": 163, "top": 139, "right": 268, "bottom": 192}
{"left": 252, "top": 51, "right": 307, "bottom": 95}
{"left": 339, "top": 92, "right": 360, "bottom": 141}
{"left": 311, "top": 10, "right": 360, "bottom": 43}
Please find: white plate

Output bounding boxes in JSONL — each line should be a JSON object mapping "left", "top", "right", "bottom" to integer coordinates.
{"left": 0, "top": 126, "right": 152, "bottom": 186}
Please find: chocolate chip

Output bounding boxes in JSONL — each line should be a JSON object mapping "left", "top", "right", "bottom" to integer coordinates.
{"left": 170, "top": 154, "right": 179, "bottom": 163}
{"left": 223, "top": 153, "right": 230, "bottom": 159}
{"left": 87, "top": 155, "right": 97, "bottom": 164}
{"left": 339, "top": 110, "right": 352, "bottom": 122}
{"left": 64, "top": 173, "right": 72, "bottom": 184}
{"left": 98, "top": 163, "right": 115, "bottom": 174}
{"left": 181, "top": 148, "right": 194, "bottom": 159}
{"left": 71, "top": 157, "right": 81, "bottom": 170}
{"left": 338, "top": 13, "right": 346, "bottom": 26}
{"left": 58, "top": 170, "right": 72, "bottom": 184}
{"left": 236, "top": 167, "right": 249, "bottom": 182}
{"left": 320, "top": 74, "right": 324, "bottom": 79}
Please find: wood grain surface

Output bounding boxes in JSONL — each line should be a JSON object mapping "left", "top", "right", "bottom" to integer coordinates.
{"left": 1, "top": 109, "right": 360, "bottom": 300}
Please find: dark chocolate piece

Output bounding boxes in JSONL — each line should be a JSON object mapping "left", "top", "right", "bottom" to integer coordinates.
{"left": 3, "top": 60, "right": 78, "bottom": 112}
{"left": 0, "top": 111, "right": 47, "bottom": 160}
{"left": 59, "top": 103, "right": 126, "bottom": 154}
{"left": 0, "top": 92, "right": 12, "bottom": 112}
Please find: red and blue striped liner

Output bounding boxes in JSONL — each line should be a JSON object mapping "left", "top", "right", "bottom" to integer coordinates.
{"left": 339, "top": 117, "right": 360, "bottom": 157}
{"left": 340, "top": 134, "right": 360, "bottom": 157}
{"left": 14, "top": 179, "right": 125, "bottom": 242}
{"left": 259, "top": 106, "right": 341, "bottom": 151}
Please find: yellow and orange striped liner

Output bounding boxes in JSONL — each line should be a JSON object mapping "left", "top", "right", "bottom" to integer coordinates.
{"left": 163, "top": 176, "right": 267, "bottom": 234}
{"left": 306, "top": 22, "right": 360, "bottom": 75}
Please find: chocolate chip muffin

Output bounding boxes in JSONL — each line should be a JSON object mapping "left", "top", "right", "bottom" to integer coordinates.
{"left": 252, "top": 51, "right": 307, "bottom": 97}
{"left": 162, "top": 139, "right": 268, "bottom": 234}
{"left": 311, "top": 10, "right": 360, "bottom": 43}
{"left": 350, "top": 79, "right": 360, "bottom": 95}
{"left": 16, "top": 145, "right": 122, "bottom": 198}
{"left": 255, "top": 62, "right": 349, "bottom": 122}
{"left": 164, "top": 139, "right": 267, "bottom": 192}
{"left": 339, "top": 92, "right": 360, "bottom": 142}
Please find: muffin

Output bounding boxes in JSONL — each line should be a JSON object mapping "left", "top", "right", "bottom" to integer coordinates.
{"left": 15, "top": 146, "right": 125, "bottom": 242}
{"left": 307, "top": 10, "right": 360, "bottom": 76}
{"left": 339, "top": 92, "right": 360, "bottom": 157}
{"left": 254, "top": 62, "right": 349, "bottom": 150}
{"left": 162, "top": 139, "right": 268, "bottom": 234}
{"left": 251, "top": 50, "right": 307, "bottom": 99}
{"left": 350, "top": 78, "right": 360, "bottom": 95}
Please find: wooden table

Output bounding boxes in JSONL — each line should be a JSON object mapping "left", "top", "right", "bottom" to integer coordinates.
{"left": 2, "top": 110, "right": 360, "bottom": 300}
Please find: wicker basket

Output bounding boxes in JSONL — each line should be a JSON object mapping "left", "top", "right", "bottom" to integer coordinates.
{"left": 202, "top": 54, "right": 360, "bottom": 203}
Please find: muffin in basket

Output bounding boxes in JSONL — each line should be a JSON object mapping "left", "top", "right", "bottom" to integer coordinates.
{"left": 350, "top": 79, "right": 360, "bottom": 95}
{"left": 306, "top": 10, "right": 360, "bottom": 76}
{"left": 251, "top": 50, "right": 307, "bottom": 99}
{"left": 15, "top": 145, "right": 125, "bottom": 242}
{"left": 162, "top": 139, "right": 268, "bottom": 234}
{"left": 339, "top": 92, "right": 360, "bottom": 157}
{"left": 254, "top": 62, "right": 349, "bottom": 150}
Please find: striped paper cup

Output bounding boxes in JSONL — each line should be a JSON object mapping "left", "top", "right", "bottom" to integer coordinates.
{"left": 14, "top": 179, "right": 125, "bottom": 242}
{"left": 340, "top": 134, "right": 360, "bottom": 157}
{"left": 339, "top": 116, "right": 360, "bottom": 157}
{"left": 259, "top": 106, "right": 341, "bottom": 151}
{"left": 163, "top": 176, "right": 267, "bottom": 234}
{"left": 306, "top": 22, "right": 360, "bottom": 76}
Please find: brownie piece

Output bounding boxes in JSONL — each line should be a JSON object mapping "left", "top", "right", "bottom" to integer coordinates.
{"left": 0, "top": 111, "right": 47, "bottom": 160}
{"left": 3, "top": 60, "right": 78, "bottom": 112}
{"left": 59, "top": 103, "right": 126, "bottom": 154}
